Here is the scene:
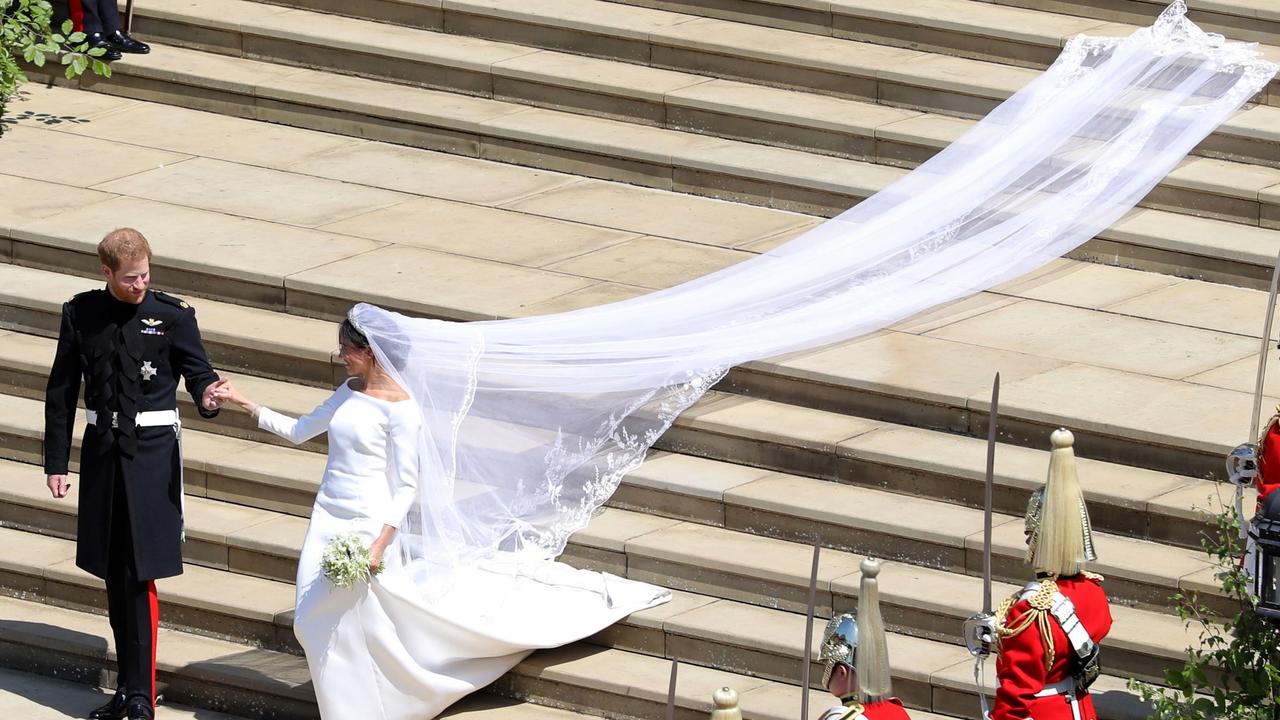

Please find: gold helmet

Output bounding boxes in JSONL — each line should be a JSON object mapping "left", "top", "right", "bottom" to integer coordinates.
{"left": 1025, "top": 428, "right": 1096, "bottom": 575}
{"left": 817, "top": 558, "right": 892, "bottom": 702}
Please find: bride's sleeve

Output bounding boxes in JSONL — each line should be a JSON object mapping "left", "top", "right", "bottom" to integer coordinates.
{"left": 382, "top": 405, "right": 421, "bottom": 529}
{"left": 257, "top": 388, "right": 343, "bottom": 444}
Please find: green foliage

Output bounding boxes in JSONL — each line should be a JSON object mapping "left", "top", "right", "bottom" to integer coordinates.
{"left": 1, "top": 0, "right": 111, "bottom": 129}
{"left": 1128, "top": 499, "right": 1280, "bottom": 719}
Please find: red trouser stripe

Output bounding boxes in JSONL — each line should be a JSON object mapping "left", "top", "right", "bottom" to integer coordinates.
{"left": 68, "top": 0, "right": 84, "bottom": 31}
{"left": 148, "top": 581, "right": 159, "bottom": 705}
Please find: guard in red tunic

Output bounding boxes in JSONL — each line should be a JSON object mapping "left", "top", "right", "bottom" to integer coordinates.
{"left": 991, "top": 429, "right": 1113, "bottom": 720}
{"left": 816, "top": 558, "right": 911, "bottom": 720}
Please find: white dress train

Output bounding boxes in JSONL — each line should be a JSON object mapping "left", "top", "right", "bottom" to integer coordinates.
{"left": 258, "top": 381, "right": 669, "bottom": 719}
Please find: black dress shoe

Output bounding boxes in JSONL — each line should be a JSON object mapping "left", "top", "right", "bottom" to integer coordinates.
{"left": 85, "top": 32, "right": 122, "bottom": 61}
{"left": 125, "top": 696, "right": 154, "bottom": 720}
{"left": 106, "top": 30, "right": 150, "bottom": 54}
{"left": 87, "top": 688, "right": 127, "bottom": 720}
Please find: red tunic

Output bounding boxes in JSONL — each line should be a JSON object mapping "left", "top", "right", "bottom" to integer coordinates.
{"left": 819, "top": 697, "right": 911, "bottom": 720}
{"left": 991, "top": 575, "right": 1112, "bottom": 720}
{"left": 1257, "top": 420, "right": 1280, "bottom": 509}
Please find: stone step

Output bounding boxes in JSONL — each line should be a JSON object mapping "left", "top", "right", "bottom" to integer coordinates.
{"left": 119, "top": 0, "right": 1280, "bottom": 230}
{"left": 193, "top": 0, "right": 1280, "bottom": 168}
{"left": 0, "top": 593, "right": 636, "bottom": 720}
{"left": 590, "top": 0, "right": 1280, "bottom": 100}
{"left": 978, "top": 0, "right": 1280, "bottom": 47}
{"left": 0, "top": 317, "right": 1239, "bottom": 553}
{"left": 26, "top": 59, "right": 1280, "bottom": 290}
{"left": 6, "top": 248, "right": 1277, "bottom": 483}
{"left": 0, "top": 447, "right": 1224, "bottom": 646}
{"left": 0, "top": 522, "right": 1156, "bottom": 719}
{"left": 0, "top": 666, "right": 248, "bottom": 720}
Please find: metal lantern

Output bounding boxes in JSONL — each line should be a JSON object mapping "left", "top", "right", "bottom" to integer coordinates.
{"left": 1251, "top": 491, "right": 1280, "bottom": 621}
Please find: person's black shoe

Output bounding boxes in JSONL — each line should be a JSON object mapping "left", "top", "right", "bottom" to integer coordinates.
{"left": 85, "top": 32, "right": 122, "bottom": 62}
{"left": 87, "top": 688, "right": 127, "bottom": 720}
{"left": 106, "top": 30, "right": 150, "bottom": 54}
{"left": 125, "top": 696, "right": 154, "bottom": 720}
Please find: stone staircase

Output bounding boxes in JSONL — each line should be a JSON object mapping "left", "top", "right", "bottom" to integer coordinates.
{"left": 3, "top": 0, "right": 1279, "bottom": 717}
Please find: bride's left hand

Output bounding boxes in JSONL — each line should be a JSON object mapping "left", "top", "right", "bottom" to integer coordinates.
{"left": 369, "top": 542, "right": 386, "bottom": 574}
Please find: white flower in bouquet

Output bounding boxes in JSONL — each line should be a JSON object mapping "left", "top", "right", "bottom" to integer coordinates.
{"left": 321, "top": 533, "right": 383, "bottom": 589}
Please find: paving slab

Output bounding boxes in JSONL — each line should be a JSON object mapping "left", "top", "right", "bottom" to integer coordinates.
{"left": 91, "top": 157, "right": 412, "bottom": 228}
{"left": 0, "top": 125, "right": 192, "bottom": 188}
{"left": 927, "top": 298, "right": 1258, "bottom": 379}
{"left": 990, "top": 258, "right": 1181, "bottom": 310}
{"left": 2, "top": 84, "right": 140, "bottom": 125}
{"left": 58, "top": 101, "right": 362, "bottom": 169}
{"left": 511, "top": 282, "right": 652, "bottom": 317}
{"left": 284, "top": 243, "right": 596, "bottom": 319}
{"left": 0, "top": 176, "right": 117, "bottom": 237}
{"left": 547, "top": 235, "right": 753, "bottom": 288}
{"left": 283, "top": 142, "right": 583, "bottom": 205}
{"left": 11, "top": 196, "right": 386, "bottom": 290}
{"left": 504, "top": 178, "right": 814, "bottom": 247}
{"left": 760, "top": 330, "right": 1065, "bottom": 408}
{"left": 988, "top": 363, "right": 1269, "bottom": 457}
{"left": 319, "top": 196, "right": 638, "bottom": 268}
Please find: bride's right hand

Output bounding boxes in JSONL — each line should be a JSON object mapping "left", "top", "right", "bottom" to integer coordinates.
{"left": 215, "top": 382, "right": 256, "bottom": 414}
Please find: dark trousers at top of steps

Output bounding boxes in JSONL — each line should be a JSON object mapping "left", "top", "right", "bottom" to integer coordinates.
{"left": 67, "top": 0, "right": 122, "bottom": 36}
{"left": 106, "top": 458, "right": 159, "bottom": 707}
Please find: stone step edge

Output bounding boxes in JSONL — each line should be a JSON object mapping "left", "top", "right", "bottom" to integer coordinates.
{"left": 125, "top": 0, "right": 1280, "bottom": 231}
{"left": 1, "top": 285, "right": 1244, "bottom": 499}
{"left": 0, "top": 459, "right": 1228, "bottom": 637}
{"left": 0, "top": 593, "right": 625, "bottom": 720}
{"left": 28, "top": 46, "right": 1280, "bottom": 291}
{"left": 0, "top": 527, "right": 1158, "bottom": 718}
{"left": 592, "top": 0, "right": 1280, "bottom": 87}
{"left": 0, "top": 340, "right": 1228, "bottom": 555}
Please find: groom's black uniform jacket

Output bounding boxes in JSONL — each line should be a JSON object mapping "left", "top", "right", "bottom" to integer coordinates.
{"left": 43, "top": 287, "right": 220, "bottom": 581}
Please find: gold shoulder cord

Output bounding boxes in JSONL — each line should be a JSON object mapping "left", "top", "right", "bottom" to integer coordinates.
{"left": 996, "top": 576, "right": 1061, "bottom": 673}
{"left": 837, "top": 702, "right": 865, "bottom": 720}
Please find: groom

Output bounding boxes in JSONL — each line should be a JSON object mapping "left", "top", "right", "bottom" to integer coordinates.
{"left": 43, "top": 228, "right": 225, "bottom": 720}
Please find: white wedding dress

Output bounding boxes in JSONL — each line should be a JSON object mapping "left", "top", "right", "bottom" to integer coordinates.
{"left": 257, "top": 380, "right": 670, "bottom": 719}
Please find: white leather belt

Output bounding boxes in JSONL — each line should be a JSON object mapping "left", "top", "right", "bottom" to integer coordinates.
{"left": 1034, "top": 678, "right": 1076, "bottom": 697}
{"left": 1035, "top": 678, "right": 1083, "bottom": 720}
{"left": 86, "top": 409, "right": 180, "bottom": 428}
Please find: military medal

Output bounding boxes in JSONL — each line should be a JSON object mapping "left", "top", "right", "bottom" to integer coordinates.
{"left": 141, "top": 318, "right": 165, "bottom": 336}
{"left": 141, "top": 361, "right": 158, "bottom": 381}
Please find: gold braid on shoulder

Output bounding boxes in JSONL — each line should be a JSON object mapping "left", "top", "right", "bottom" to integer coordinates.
{"left": 995, "top": 576, "right": 1061, "bottom": 673}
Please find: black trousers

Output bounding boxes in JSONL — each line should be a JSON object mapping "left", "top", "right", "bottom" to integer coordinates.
{"left": 69, "top": 0, "right": 122, "bottom": 36}
{"left": 106, "top": 461, "right": 158, "bottom": 706}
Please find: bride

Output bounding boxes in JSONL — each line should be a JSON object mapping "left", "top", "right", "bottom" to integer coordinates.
{"left": 215, "top": 314, "right": 669, "bottom": 719}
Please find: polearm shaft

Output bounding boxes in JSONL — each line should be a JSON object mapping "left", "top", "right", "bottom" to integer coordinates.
{"left": 799, "top": 539, "right": 821, "bottom": 720}
{"left": 983, "top": 374, "right": 1000, "bottom": 615}
{"left": 1243, "top": 248, "right": 1280, "bottom": 540}
{"left": 666, "top": 659, "right": 678, "bottom": 720}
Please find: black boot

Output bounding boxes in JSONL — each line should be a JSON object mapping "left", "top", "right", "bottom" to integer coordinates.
{"left": 87, "top": 688, "right": 128, "bottom": 720}
{"left": 85, "top": 32, "right": 123, "bottom": 62}
{"left": 125, "top": 696, "right": 154, "bottom": 720}
{"left": 106, "top": 30, "right": 150, "bottom": 54}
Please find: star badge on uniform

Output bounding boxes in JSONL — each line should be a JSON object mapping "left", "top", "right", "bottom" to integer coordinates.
{"left": 141, "top": 361, "right": 158, "bottom": 381}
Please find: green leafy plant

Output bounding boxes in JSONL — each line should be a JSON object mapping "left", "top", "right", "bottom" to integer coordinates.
{"left": 1, "top": 0, "right": 111, "bottom": 126}
{"left": 1128, "top": 498, "right": 1280, "bottom": 719}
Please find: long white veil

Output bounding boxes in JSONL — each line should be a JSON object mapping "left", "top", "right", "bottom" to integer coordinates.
{"left": 354, "top": 2, "right": 1277, "bottom": 584}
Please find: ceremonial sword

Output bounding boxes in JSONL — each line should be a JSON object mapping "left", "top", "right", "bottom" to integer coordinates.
{"left": 1230, "top": 249, "right": 1280, "bottom": 541}
{"left": 125, "top": 0, "right": 136, "bottom": 33}
{"left": 962, "top": 373, "right": 1000, "bottom": 718}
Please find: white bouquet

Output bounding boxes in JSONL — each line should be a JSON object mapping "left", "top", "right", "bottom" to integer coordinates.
{"left": 321, "top": 533, "right": 383, "bottom": 589}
